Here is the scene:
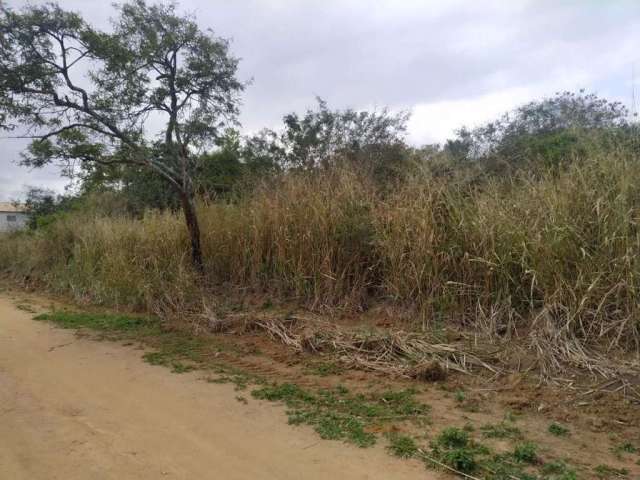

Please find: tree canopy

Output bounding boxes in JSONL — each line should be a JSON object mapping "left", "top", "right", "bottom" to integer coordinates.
{"left": 243, "top": 98, "right": 410, "bottom": 171}
{"left": 0, "top": 0, "right": 245, "bottom": 267}
{"left": 447, "top": 91, "right": 630, "bottom": 165}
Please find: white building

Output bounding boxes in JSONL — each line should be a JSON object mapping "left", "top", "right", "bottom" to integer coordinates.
{"left": 0, "top": 202, "right": 29, "bottom": 232}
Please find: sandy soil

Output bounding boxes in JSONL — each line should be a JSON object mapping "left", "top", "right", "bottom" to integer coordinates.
{"left": 0, "top": 294, "right": 432, "bottom": 480}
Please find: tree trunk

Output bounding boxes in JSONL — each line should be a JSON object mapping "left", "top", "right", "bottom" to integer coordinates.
{"left": 180, "top": 191, "right": 204, "bottom": 272}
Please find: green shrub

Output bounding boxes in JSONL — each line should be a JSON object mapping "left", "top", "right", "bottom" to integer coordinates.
{"left": 513, "top": 442, "right": 538, "bottom": 463}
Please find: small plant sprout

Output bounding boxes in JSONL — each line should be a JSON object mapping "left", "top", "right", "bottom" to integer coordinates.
{"left": 548, "top": 422, "right": 570, "bottom": 436}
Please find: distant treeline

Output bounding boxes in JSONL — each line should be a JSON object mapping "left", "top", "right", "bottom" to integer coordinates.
{"left": 22, "top": 90, "right": 639, "bottom": 225}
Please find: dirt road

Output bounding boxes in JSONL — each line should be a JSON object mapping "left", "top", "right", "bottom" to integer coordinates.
{"left": 0, "top": 294, "right": 431, "bottom": 480}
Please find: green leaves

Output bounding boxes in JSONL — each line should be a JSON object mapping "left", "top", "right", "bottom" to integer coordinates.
{"left": 0, "top": 0, "right": 244, "bottom": 187}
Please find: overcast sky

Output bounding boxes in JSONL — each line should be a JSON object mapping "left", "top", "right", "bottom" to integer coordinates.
{"left": 2, "top": 0, "right": 640, "bottom": 200}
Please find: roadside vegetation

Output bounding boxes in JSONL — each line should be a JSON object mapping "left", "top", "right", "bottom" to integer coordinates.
{"left": 4, "top": 140, "right": 640, "bottom": 378}
{"left": 2, "top": 1, "right": 640, "bottom": 478}
{"left": 28, "top": 306, "right": 638, "bottom": 479}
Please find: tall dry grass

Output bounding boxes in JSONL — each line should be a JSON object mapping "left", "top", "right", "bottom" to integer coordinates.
{"left": 2, "top": 151, "right": 640, "bottom": 364}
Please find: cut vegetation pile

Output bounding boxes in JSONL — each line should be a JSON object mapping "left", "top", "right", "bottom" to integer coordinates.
{"left": 2, "top": 151, "right": 640, "bottom": 379}
{"left": 209, "top": 312, "right": 498, "bottom": 377}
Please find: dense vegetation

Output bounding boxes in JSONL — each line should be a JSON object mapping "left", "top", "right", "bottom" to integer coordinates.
{"left": 2, "top": 1, "right": 640, "bottom": 375}
{"left": 3, "top": 111, "right": 640, "bottom": 366}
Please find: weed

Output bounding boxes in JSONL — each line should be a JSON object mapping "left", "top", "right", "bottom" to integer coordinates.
{"left": 618, "top": 442, "right": 637, "bottom": 453}
{"left": 454, "top": 390, "right": 466, "bottom": 403}
{"left": 480, "top": 421, "right": 522, "bottom": 439}
{"left": 441, "top": 448, "right": 477, "bottom": 473}
{"left": 251, "top": 383, "right": 429, "bottom": 448}
{"left": 386, "top": 433, "right": 418, "bottom": 458}
{"left": 542, "top": 460, "right": 578, "bottom": 480}
{"left": 483, "top": 452, "right": 536, "bottom": 480}
{"left": 376, "top": 389, "right": 428, "bottom": 417}
{"left": 513, "top": 442, "right": 538, "bottom": 464}
{"left": 235, "top": 396, "right": 248, "bottom": 405}
{"left": 142, "top": 351, "right": 168, "bottom": 366}
{"left": 437, "top": 427, "right": 470, "bottom": 449}
{"left": 205, "top": 373, "right": 251, "bottom": 391}
{"left": 428, "top": 428, "right": 486, "bottom": 474}
{"left": 612, "top": 442, "right": 637, "bottom": 458}
{"left": 594, "top": 464, "right": 629, "bottom": 479}
{"left": 548, "top": 422, "right": 570, "bottom": 437}
{"left": 170, "top": 361, "right": 195, "bottom": 374}
{"left": 305, "top": 361, "right": 343, "bottom": 377}
{"left": 428, "top": 427, "right": 554, "bottom": 479}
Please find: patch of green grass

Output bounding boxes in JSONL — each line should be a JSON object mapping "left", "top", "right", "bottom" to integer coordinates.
{"left": 251, "top": 383, "right": 430, "bottom": 448}
{"left": 428, "top": 428, "right": 487, "bottom": 474}
{"left": 34, "top": 311, "right": 159, "bottom": 333}
{"left": 483, "top": 452, "right": 537, "bottom": 480}
{"left": 140, "top": 334, "right": 211, "bottom": 374}
{"left": 617, "top": 442, "right": 637, "bottom": 453}
{"left": 427, "top": 427, "right": 559, "bottom": 480}
{"left": 480, "top": 421, "right": 522, "bottom": 439}
{"left": 35, "top": 310, "right": 240, "bottom": 383}
{"left": 437, "top": 427, "right": 471, "bottom": 449}
{"left": 206, "top": 373, "right": 251, "bottom": 391}
{"left": 142, "top": 351, "right": 168, "bottom": 365}
{"left": 441, "top": 447, "right": 478, "bottom": 473}
{"left": 548, "top": 422, "right": 570, "bottom": 437}
{"left": 611, "top": 442, "right": 638, "bottom": 459}
{"left": 376, "top": 389, "right": 428, "bottom": 417}
{"left": 143, "top": 350, "right": 195, "bottom": 373}
{"left": 513, "top": 442, "right": 538, "bottom": 464}
{"left": 386, "top": 433, "right": 419, "bottom": 458}
{"left": 594, "top": 464, "right": 629, "bottom": 479}
{"left": 30, "top": 309, "right": 592, "bottom": 480}
{"left": 541, "top": 460, "right": 578, "bottom": 480}
{"left": 305, "top": 361, "right": 344, "bottom": 377}
{"left": 204, "top": 363, "right": 256, "bottom": 391}
{"left": 170, "top": 361, "right": 196, "bottom": 374}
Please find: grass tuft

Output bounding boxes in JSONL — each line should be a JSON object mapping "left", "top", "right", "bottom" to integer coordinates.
{"left": 251, "top": 383, "right": 429, "bottom": 448}
{"left": 513, "top": 442, "right": 538, "bottom": 464}
{"left": 594, "top": 464, "right": 629, "bottom": 479}
{"left": 480, "top": 421, "right": 522, "bottom": 439}
{"left": 548, "top": 422, "right": 570, "bottom": 437}
{"left": 386, "top": 433, "right": 419, "bottom": 458}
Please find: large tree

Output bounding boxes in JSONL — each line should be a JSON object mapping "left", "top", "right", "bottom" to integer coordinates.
{"left": 448, "top": 91, "right": 630, "bottom": 165}
{"left": 244, "top": 98, "right": 409, "bottom": 173}
{"left": 0, "top": 1, "right": 244, "bottom": 269}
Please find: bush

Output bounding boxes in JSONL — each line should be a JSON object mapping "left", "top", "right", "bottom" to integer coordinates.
{"left": 3, "top": 149, "right": 640, "bottom": 366}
